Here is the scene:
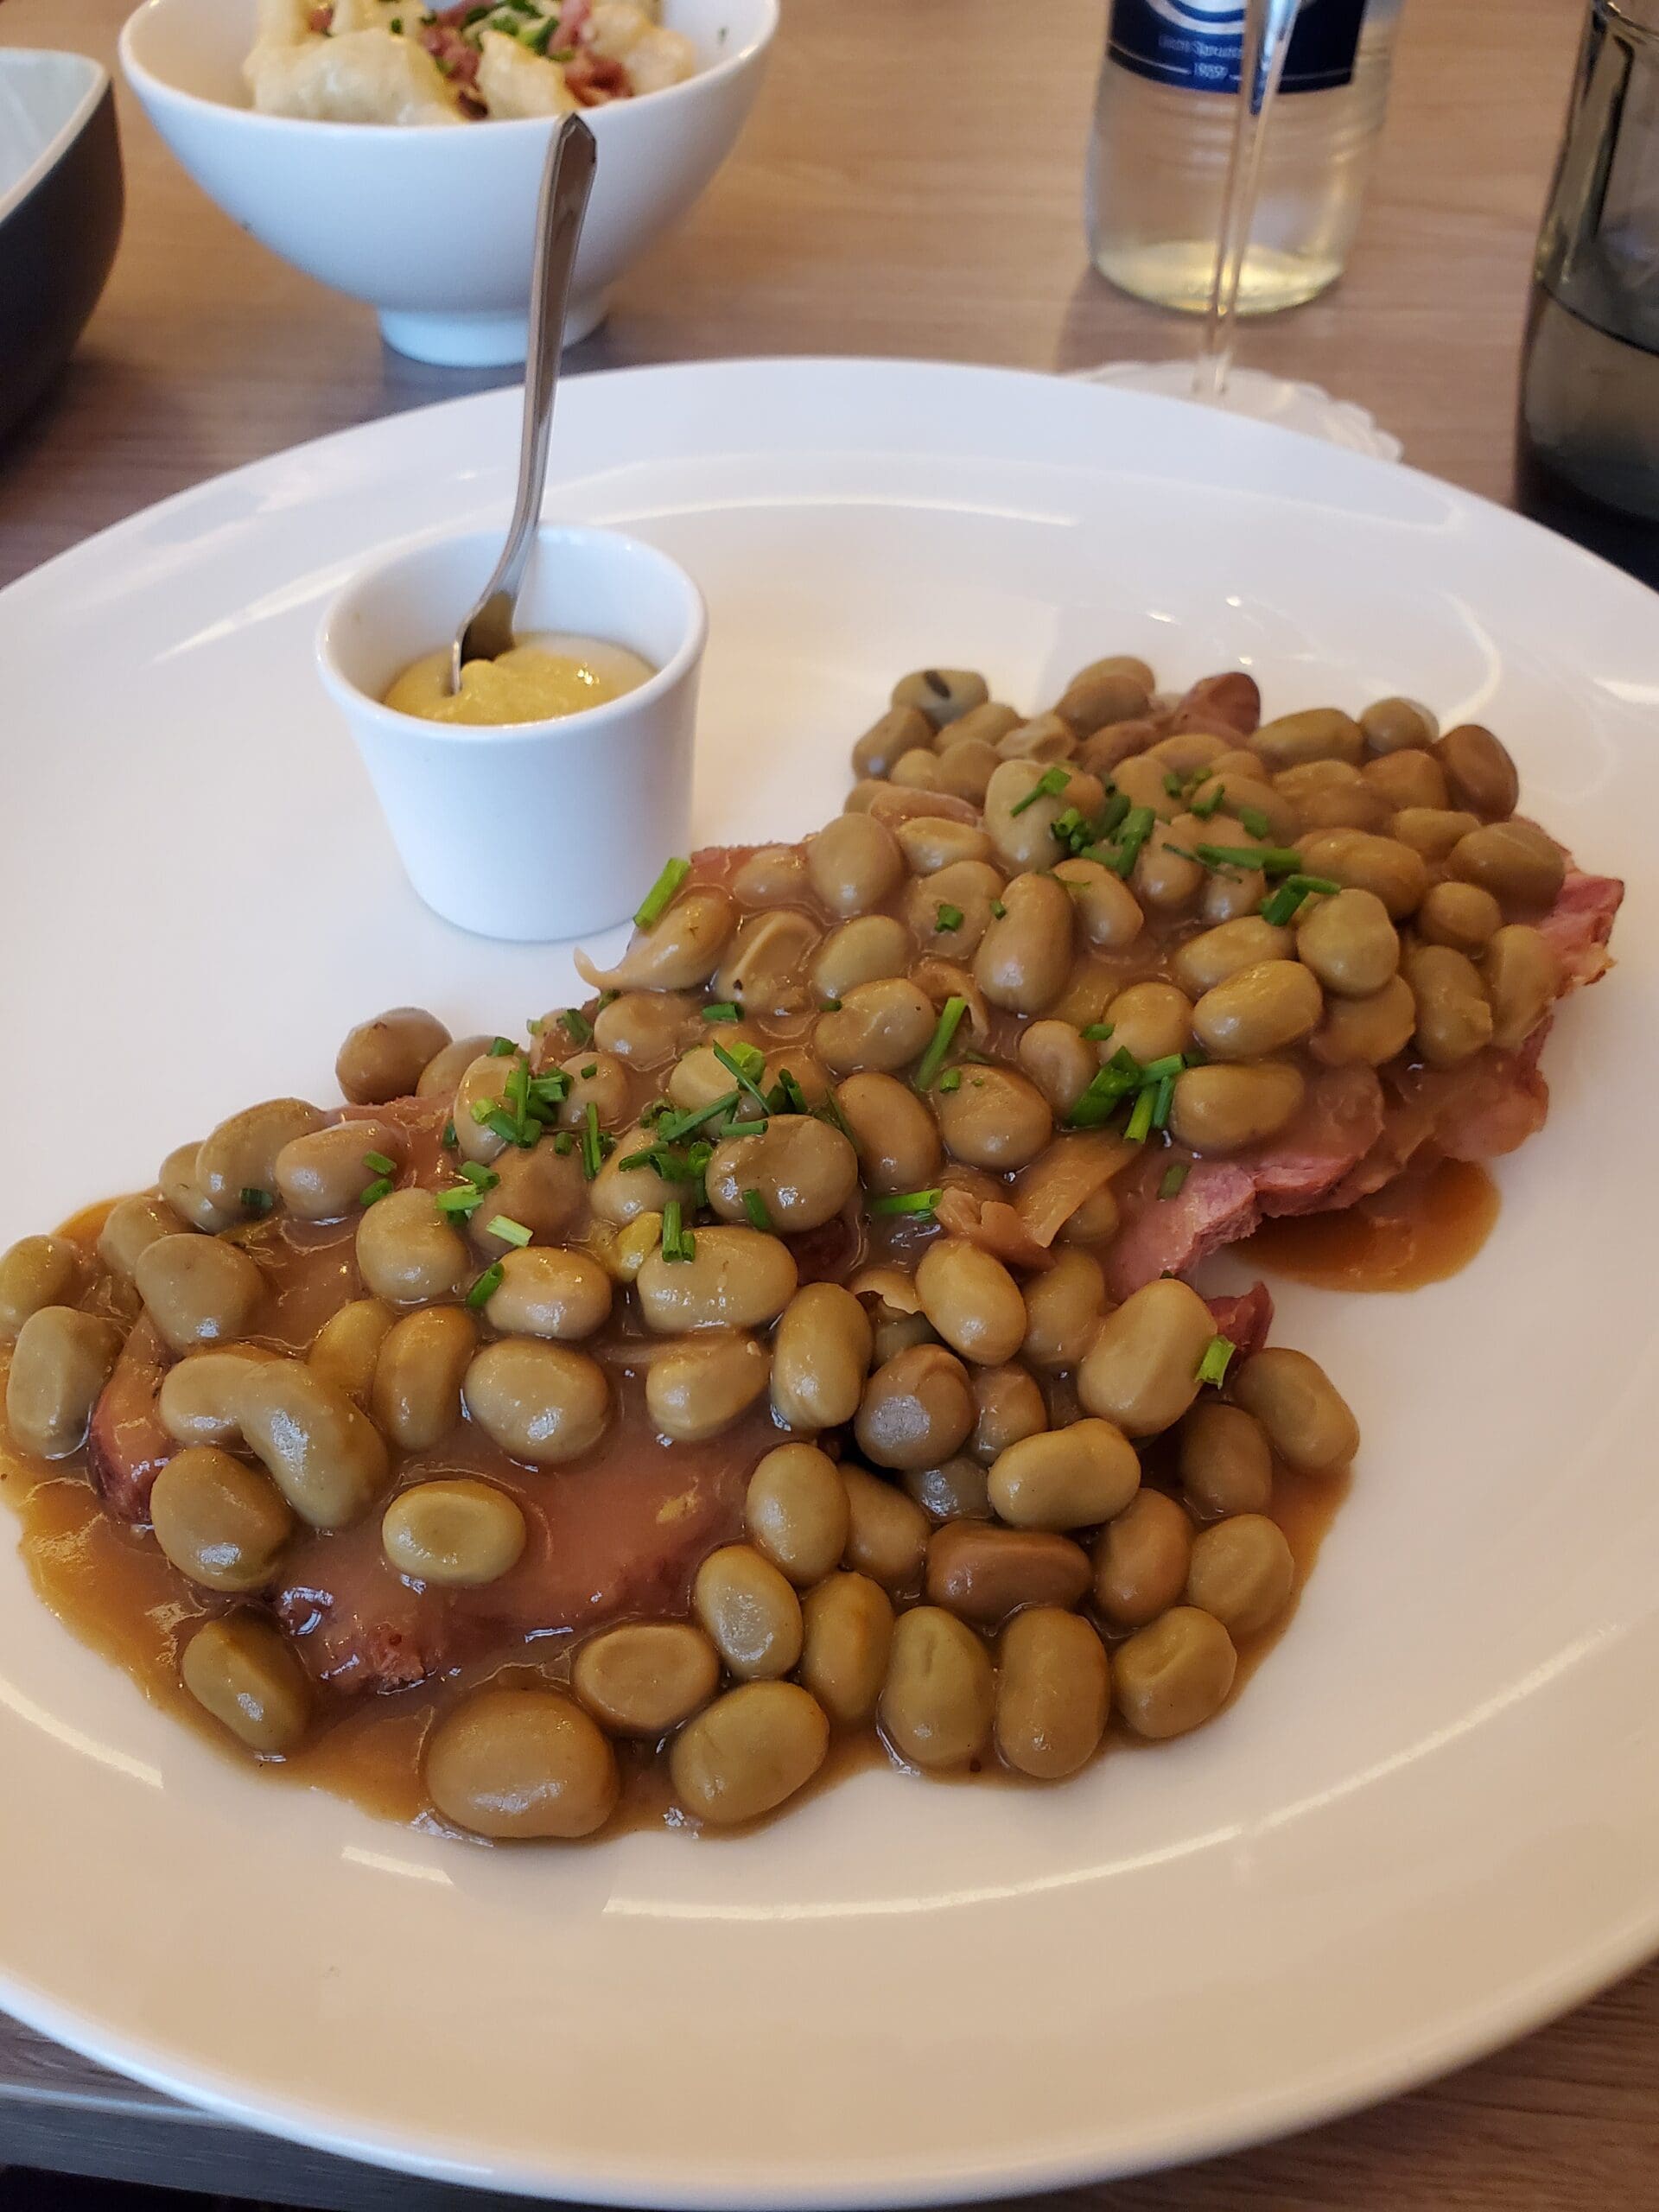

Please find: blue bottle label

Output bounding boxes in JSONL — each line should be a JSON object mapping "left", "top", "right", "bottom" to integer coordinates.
{"left": 1108, "top": 0, "right": 1367, "bottom": 95}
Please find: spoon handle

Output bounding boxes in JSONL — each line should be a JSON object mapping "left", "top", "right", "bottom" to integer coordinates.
{"left": 454, "top": 112, "right": 597, "bottom": 685}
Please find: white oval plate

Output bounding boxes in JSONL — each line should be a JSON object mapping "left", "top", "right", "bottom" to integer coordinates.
{"left": 1, "top": 360, "right": 1656, "bottom": 2206}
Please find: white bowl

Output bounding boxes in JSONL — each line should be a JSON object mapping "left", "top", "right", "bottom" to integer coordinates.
{"left": 318, "top": 523, "right": 706, "bottom": 938}
{"left": 118, "top": 0, "right": 775, "bottom": 365}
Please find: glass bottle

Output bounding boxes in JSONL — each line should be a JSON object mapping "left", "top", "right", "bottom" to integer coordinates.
{"left": 1086, "top": 0, "right": 1404, "bottom": 316}
{"left": 1515, "top": 0, "right": 1659, "bottom": 591}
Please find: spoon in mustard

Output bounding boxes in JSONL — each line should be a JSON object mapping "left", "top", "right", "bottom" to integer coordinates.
{"left": 449, "top": 111, "right": 598, "bottom": 692}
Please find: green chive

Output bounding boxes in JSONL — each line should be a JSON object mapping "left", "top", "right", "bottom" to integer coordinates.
{"left": 553, "top": 1132, "right": 574, "bottom": 1154}
{"left": 1163, "top": 772, "right": 1185, "bottom": 798}
{"left": 484, "top": 1215, "right": 531, "bottom": 1248}
{"left": 989, "top": 899, "right": 1007, "bottom": 919}
{"left": 580, "top": 1063, "right": 597, "bottom": 1080}
{"left": 559, "top": 1007, "right": 594, "bottom": 1046}
{"left": 936, "top": 902, "right": 964, "bottom": 932}
{"left": 1237, "top": 804, "right": 1272, "bottom": 841}
{"left": 913, "top": 995, "right": 968, "bottom": 1091}
{"left": 1082, "top": 1022, "right": 1115, "bottom": 1042}
{"left": 938, "top": 1068, "right": 963, "bottom": 1093}
{"left": 1139, "top": 1053, "right": 1185, "bottom": 1082}
{"left": 713, "top": 1040, "right": 771, "bottom": 1112}
{"left": 459, "top": 1160, "right": 498, "bottom": 1190}
{"left": 469, "top": 1097, "right": 499, "bottom": 1124}
{"left": 661, "top": 1198, "right": 688, "bottom": 1261}
{"left": 657, "top": 1088, "right": 741, "bottom": 1142}
{"left": 1159, "top": 1161, "right": 1190, "bottom": 1200}
{"left": 435, "top": 1185, "right": 481, "bottom": 1216}
{"left": 481, "top": 1109, "right": 519, "bottom": 1147}
{"left": 1151, "top": 1073, "right": 1175, "bottom": 1130}
{"left": 1124, "top": 1087, "right": 1155, "bottom": 1144}
{"left": 1096, "top": 789, "right": 1131, "bottom": 841}
{"left": 466, "top": 1263, "right": 505, "bottom": 1311}
{"left": 1051, "top": 806, "right": 1086, "bottom": 845}
{"left": 1260, "top": 870, "right": 1342, "bottom": 926}
{"left": 868, "top": 1188, "right": 942, "bottom": 1217}
{"left": 580, "top": 1102, "right": 604, "bottom": 1180}
{"left": 442, "top": 1119, "right": 458, "bottom": 1149}
{"left": 1008, "top": 764, "right": 1071, "bottom": 817}
{"left": 741, "top": 1188, "right": 772, "bottom": 1231}
{"left": 1190, "top": 783, "right": 1225, "bottom": 821}
{"left": 702, "top": 1002, "right": 741, "bottom": 1024}
{"left": 1197, "top": 1334, "right": 1235, "bottom": 1387}
{"left": 359, "top": 1177, "right": 393, "bottom": 1206}
{"left": 634, "top": 856, "right": 690, "bottom": 931}
{"left": 1196, "top": 842, "right": 1305, "bottom": 876}
{"left": 239, "top": 1187, "right": 272, "bottom": 1216}
{"left": 487, "top": 1036, "right": 517, "bottom": 1058}
{"left": 1067, "top": 1047, "right": 1143, "bottom": 1129}
{"left": 361, "top": 1149, "right": 397, "bottom": 1177}
{"left": 1105, "top": 804, "right": 1157, "bottom": 879}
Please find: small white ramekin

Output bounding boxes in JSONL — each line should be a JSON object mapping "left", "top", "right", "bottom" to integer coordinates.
{"left": 318, "top": 524, "right": 706, "bottom": 941}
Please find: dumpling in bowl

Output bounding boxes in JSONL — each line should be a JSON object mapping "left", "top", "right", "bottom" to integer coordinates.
{"left": 474, "top": 29, "right": 578, "bottom": 120}
{"left": 247, "top": 26, "right": 464, "bottom": 124}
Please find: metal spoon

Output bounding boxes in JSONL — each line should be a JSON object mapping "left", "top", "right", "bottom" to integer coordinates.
{"left": 449, "top": 111, "right": 598, "bottom": 692}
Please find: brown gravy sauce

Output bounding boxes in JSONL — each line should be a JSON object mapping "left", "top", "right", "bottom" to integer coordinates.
{"left": 1243, "top": 1157, "right": 1499, "bottom": 1293}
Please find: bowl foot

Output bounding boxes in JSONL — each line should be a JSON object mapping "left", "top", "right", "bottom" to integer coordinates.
{"left": 378, "top": 293, "right": 609, "bottom": 368}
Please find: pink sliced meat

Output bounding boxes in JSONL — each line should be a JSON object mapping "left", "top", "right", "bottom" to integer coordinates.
{"left": 1103, "top": 1066, "right": 1384, "bottom": 1299}
{"left": 276, "top": 1377, "right": 765, "bottom": 1694}
{"left": 1540, "top": 868, "right": 1623, "bottom": 989}
{"left": 86, "top": 1319, "right": 175, "bottom": 1523}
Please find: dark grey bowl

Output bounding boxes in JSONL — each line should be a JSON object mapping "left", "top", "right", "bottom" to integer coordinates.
{"left": 0, "top": 51, "right": 124, "bottom": 446}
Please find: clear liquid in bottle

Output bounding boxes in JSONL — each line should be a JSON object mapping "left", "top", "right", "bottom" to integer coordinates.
{"left": 1087, "top": 0, "right": 1402, "bottom": 316}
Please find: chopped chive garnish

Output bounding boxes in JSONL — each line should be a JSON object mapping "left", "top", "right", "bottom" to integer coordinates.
{"left": 1163, "top": 772, "right": 1185, "bottom": 798}
{"left": 239, "top": 1187, "right": 272, "bottom": 1216}
{"left": 1190, "top": 782, "right": 1226, "bottom": 821}
{"left": 702, "top": 1002, "right": 741, "bottom": 1024}
{"left": 1096, "top": 789, "right": 1131, "bottom": 840}
{"left": 1139, "top": 1053, "right": 1186, "bottom": 1082}
{"left": 459, "top": 1160, "right": 498, "bottom": 1190}
{"left": 1159, "top": 1161, "right": 1190, "bottom": 1200}
{"left": 936, "top": 902, "right": 964, "bottom": 932}
{"left": 868, "top": 1187, "right": 943, "bottom": 1217}
{"left": 657, "top": 1088, "right": 741, "bottom": 1142}
{"left": 470, "top": 1097, "right": 499, "bottom": 1124}
{"left": 938, "top": 1068, "right": 963, "bottom": 1093}
{"left": 913, "top": 995, "right": 969, "bottom": 1092}
{"left": 1082, "top": 1021, "right": 1115, "bottom": 1042}
{"left": 1051, "top": 806, "right": 1086, "bottom": 843}
{"left": 466, "top": 1263, "right": 505, "bottom": 1311}
{"left": 526, "top": 1016, "right": 545, "bottom": 1035}
{"left": 1260, "top": 871, "right": 1343, "bottom": 927}
{"left": 361, "top": 1149, "right": 397, "bottom": 1177}
{"left": 484, "top": 1214, "right": 531, "bottom": 1248}
{"left": 528, "top": 1071, "right": 569, "bottom": 1108}
{"left": 580, "top": 1063, "right": 597, "bottom": 1079}
{"left": 359, "top": 1177, "right": 393, "bottom": 1206}
{"left": 1124, "top": 1086, "right": 1155, "bottom": 1144}
{"left": 1008, "top": 764, "right": 1071, "bottom": 817}
{"left": 1105, "top": 804, "right": 1157, "bottom": 879}
{"left": 560, "top": 1007, "right": 594, "bottom": 1046}
{"left": 442, "top": 1118, "right": 457, "bottom": 1149}
{"left": 770, "top": 1067, "right": 811, "bottom": 1116}
{"left": 553, "top": 1132, "right": 574, "bottom": 1154}
{"left": 1197, "top": 842, "right": 1304, "bottom": 876}
{"left": 713, "top": 1039, "right": 771, "bottom": 1112}
{"left": 435, "top": 1185, "right": 481, "bottom": 1216}
{"left": 989, "top": 899, "right": 1007, "bottom": 919}
{"left": 1151, "top": 1073, "right": 1175, "bottom": 1130}
{"left": 1067, "top": 1047, "right": 1144, "bottom": 1129}
{"left": 661, "top": 1198, "right": 693, "bottom": 1262}
{"left": 1237, "top": 804, "right": 1272, "bottom": 841}
{"left": 1197, "top": 1334, "right": 1235, "bottom": 1387}
{"left": 580, "top": 1102, "right": 605, "bottom": 1180}
{"left": 741, "top": 1188, "right": 773, "bottom": 1231}
{"left": 481, "top": 1109, "right": 519, "bottom": 1147}
{"left": 634, "top": 856, "right": 690, "bottom": 931}
{"left": 487, "top": 1036, "right": 517, "bottom": 1058}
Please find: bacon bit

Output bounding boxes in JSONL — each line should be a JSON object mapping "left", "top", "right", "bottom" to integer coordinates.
{"left": 419, "top": 20, "right": 480, "bottom": 82}
{"left": 1205, "top": 1284, "right": 1273, "bottom": 1360}
{"left": 306, "top": 3, "right": 334, "bottom": 29}
{"left": 457, "top": 89, "right": 488, "bottom": 117}
{"left": 560, "top": 0, "right": 593, "bottom": 42}
{"left": 566, "top": 48, "right": 632, "bottom": 102}
{"left": 1013, "top": 1130, "right": 1139, "bottom": 1247}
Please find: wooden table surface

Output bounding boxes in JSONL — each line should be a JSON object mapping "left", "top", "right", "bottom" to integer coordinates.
{"left": 2, "top": 0, "right": 1656, "bottom": 2206}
